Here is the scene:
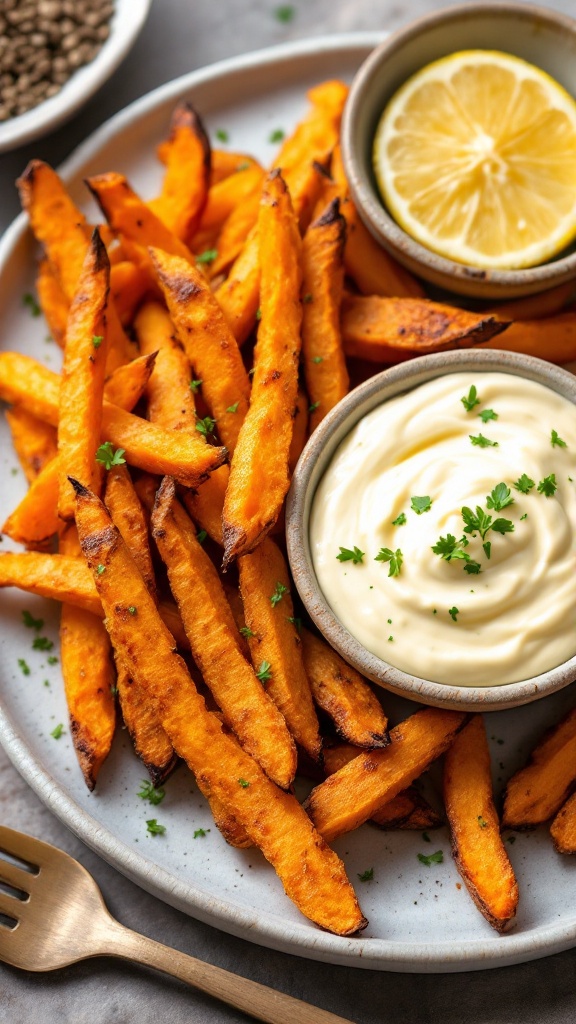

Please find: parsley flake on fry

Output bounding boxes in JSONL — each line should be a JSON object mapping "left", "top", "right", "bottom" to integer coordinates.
{"left": 189, "top": 379, "right": 203, "bottom": 393}
{"left": 92, "top": 335, "right": 103, "bottom": 349}
{"left": 239, "top": 626, "right": 256, "bottom": 639}
{"left": 238, "top": 778, "right": 250, "bottom": 788}
{"left": 96, "top": 441, "right": 126, "bottom": 469}
{"left": 195, "top": 248, "right": 218, "bottom": 265}
{"left": 195, "top": 415, "right": 216, "bottom": 438}
{"left": 270, "top": 582, "right": 287, "bottom": 607}
{"left": 256, "top": 661, "right": 272, "bottom": 684}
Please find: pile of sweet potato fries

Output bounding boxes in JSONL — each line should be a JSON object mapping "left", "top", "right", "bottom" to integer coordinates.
{"left": 1, "top": 80, "right": 575, "bottom": 936}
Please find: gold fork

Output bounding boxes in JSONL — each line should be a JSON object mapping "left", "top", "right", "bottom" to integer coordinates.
{"left": 0, "top": 825, "right": 356, "bottom": 1024}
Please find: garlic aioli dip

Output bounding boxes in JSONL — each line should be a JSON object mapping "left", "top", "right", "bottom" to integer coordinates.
{"left": 309, "top": 372, "right": 576, "bottom": 687}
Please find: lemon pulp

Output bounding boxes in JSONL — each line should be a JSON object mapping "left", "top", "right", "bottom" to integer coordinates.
{"left": 374, "top": 50, "right": 576, "bottom": 269}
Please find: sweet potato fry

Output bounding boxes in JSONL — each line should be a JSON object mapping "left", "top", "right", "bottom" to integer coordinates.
{"left": 341, "top": 294, "right": 510, "bottom": 362}
{"left": 134, "top": 301, "right": 197, "bottom": 433}
{"left": 115, "top": 657, "right": 178, "bottom": 787}
{"left": 104, "top": 464, "right": 156, "bottom": 599}
{"left": 488, "top": 281, "right": 575, "bottom": 321}
{"left": 110, "top": 260, "right": 154, "bottom": 324}
{"left": 208, "top": 189, "right": 262, "bottom": 278}
{"left": 209, "top": 150, "right": 260, "bottom": 184}
{"left": 483, "top": 312, "right": 576, "bottom": 363}
{"left": 198, "top": 161, "right": 264, "bottom": 238}
{"left": 5, "top": 407, "right": 57, "bottom": 483}
{"left": 288, "top": 386, "right": 308, "bottom": 476}
{"left": 73, "top": 481, "right": 366, "bottom": 936}
{"left": 149, "top": 102, "right": 210, "bottom": 242}
{"left": 502, "top": 707, "right": 576, "bottom": 829}
{"left": 86, "top": 173, "right": 196, "bottom": 275}
{"left": 17, "top": 160, "right": 135, "bottom": 372}
{"left": 301, "top": 198, "right": 348, "bottom": 430}
{"left": 102, "top": 351, "right": 158, "bottom": 412}
{"left": 150, "top": 247, "right": 251, "bottom": 453}
{"left": 59, "top": 526, "right": 116, "bottom": 791}
{"left": 182, "top": 465, "right": 228, "bottom": 547}
{"left": 238, "top": 537, "right": 321, "bottom": 762}
{"left": 36, "top": 258, "right": 68, "bottom": 347}
{"left": 371, "top": 787, "right": 443, "bottom": 831}
{"left": 300, "top": 628, "right": 388, "bottom": 748}
{"left": 305, "top": 708, "right": 467, "bottom": 842}
{"left": 213, "top": 226, "right": 261, "bottom": 344}
{"left": 330, "top": 145, "right": 425, "bottom": 299}
{"left": 2, "top": 455, "right": 60, "bottom": 545}
{"left": 222, "top": 171, "right": 302, "bottom": 566}
{"left": 444, "top": 715, "right": 518, "bottom": 932}
{"left": 57, "top": 229, "right": 110, "bottom": 521}
{"left": 274, "top": 80, "right": 348, "bottom": 179}
{"left": 151, "top": 478, "right": 297, "bottom": 789}
{"left": 550, "top": 792, "right": 576, "bottom": 854}
{"left": 207, "top": 795, "right": 252, "bottom": 848}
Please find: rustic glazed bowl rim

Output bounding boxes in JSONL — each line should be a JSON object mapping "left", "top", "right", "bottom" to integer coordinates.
{"left": 286, "top": 349, "right": 576, "bottom": 712}
{"left": 340, "top": 1, "right": 576, "bottom": 297}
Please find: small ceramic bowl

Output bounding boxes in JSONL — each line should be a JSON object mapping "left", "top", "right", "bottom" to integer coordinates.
{"left": 341, "top": 1, "right": 576, "bottom": 301}
{"left": 0, "top": 0, "right": 152, "bottom": 153}
{"left": 286, "top": 349, "right": 576, "bottom": 712}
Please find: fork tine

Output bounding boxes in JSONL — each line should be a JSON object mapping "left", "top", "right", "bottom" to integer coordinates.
{"left": 0, "top": 857, "right": 34, "bottom": 895}
{"left": 0, "top": 826, "right": 48, "bottom": 870}
{"left": 0, "top": 889, "right": 25, "bottom": 923}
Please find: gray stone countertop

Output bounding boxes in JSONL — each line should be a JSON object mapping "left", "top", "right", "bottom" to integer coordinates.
{"left": 2, "top": 0, "right": 576, "bottom": 1020}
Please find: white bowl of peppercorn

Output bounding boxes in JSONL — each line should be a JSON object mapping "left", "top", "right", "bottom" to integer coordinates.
{"left": 0, "top": 0, "right": 152, "bottom": 152}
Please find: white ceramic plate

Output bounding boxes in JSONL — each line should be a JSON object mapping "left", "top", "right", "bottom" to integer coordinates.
{"left": 1, "top": 34, "right": 576, "bottom": 973}
{"left": 0, "top": 0, "right": 152, "bottom": 153}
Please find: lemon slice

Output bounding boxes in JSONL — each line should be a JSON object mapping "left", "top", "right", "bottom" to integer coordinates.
{"left": 374, "top": 51, "right": 576, "bottom": 269}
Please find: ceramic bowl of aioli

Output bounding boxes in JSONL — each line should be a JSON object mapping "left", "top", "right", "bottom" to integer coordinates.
{"left": 341, "top": 1, "right": 576, "bottom": 300}
{"left": 286, "top": 348, "right": 576, "bottom": 712}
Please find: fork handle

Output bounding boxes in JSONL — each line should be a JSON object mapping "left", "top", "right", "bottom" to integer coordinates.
{"left": 104, "top": 921, "right": 355, "bottom": 1024}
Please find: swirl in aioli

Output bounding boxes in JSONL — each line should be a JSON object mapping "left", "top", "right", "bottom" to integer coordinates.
{"left": 310, "top": 372, "right": 576, "bottom": 686}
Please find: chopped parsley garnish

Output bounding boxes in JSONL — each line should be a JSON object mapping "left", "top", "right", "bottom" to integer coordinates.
{"left": 47, "top": 655, "right": 58, "bottom": 665}
{"left": 491, "top": 518, "right": 515, "bottom": 535}
{"left": 506, "top": 835, "right": 516, "bottom": 844}
{"left": 410, "top": 495, "right": 432, "bottom": 515}
{"left": 336, "top": 546, "right": 365, "bottom": 565}
{"left": 215, "top": 129, "right": 229, "bottom": 142}
{"left": 312, "top": 355, "right": 323, "bottom": 363}
{"left": 146, "top": 819, "right": 166, "bottom": 835}
{"left": 189, "top": 379, "right": 203, "bottom": 393}
{"left": 96, "top": 564, "right": 106, "bottom": 575}
{"left": 520, "top": 513, "right": 528, "bottom": 521}
{"left": 388, "top": 635, "right": 394, "bottom": 642}
{"left": 551, "top": 429, "right": 567, "bottom": 448}
{"left": 22, "top": 610, "right": 43, "bottom": 631}
{"left": 196, "top": 530, "right": 207, "bottom": 545}
{"left": 308, "top": 401, "right": 320, "bottom": 413}
{"left": 422, "top": 832, "right": 431, "bottom": 843}
{"left": 462, "top": 505, "right": 513, "bottom": 541}
{"left": 274, "top": 4, "right": 295, "bottom": 20}
{"left": 432, "top": 533, "right": 479, "bottom": 573}
{"left": 448, "top": 607, "right": 459, "bottom": 622}
{"left": 18, "top": 659, "right": 30, "bottom": 676}
{"left": 110, "top": 684, "right": 118, "bottom": 696}
{"left": 461, "top": 385, "right": 480, "bottom": 412}
{"left": 23, "top": 292, "right": 41, "bottom": 317}
{"left": 479, "top": 408, "right": 498, "bottom": 423}
{"left": 486, "top": 482, "right": 514, "bottom": 512}
{"left": 32, "top": 636, "right": 54, "bottom": 651}
{"left": 240, "top": 626, "right": 256, "bottom": 639}
{"left": 256, "top": 661, "right": 272, "bottom": 683}
{"left": 478, "top": 815, "right": 488, "bottom": 829}
{"left": 196, "top": 249, "right": 218, "bottom": 265}
{"left": 537, "top": 473, "right": 557, "bottom": 497}
{"left": 128, "top": 606, "right": 137, "bottom": 616}
{"left": 255, "top": 308, "right": 262, "bottom": 321}
{"left": 195, "top": 415, "right": 216, "bottom": 438}
{"left": 357, "top": 868, "right": 374, "bottom": 882}
{"left": 270, "top": 582, "right": 287, "bottom": 607}
{"left": 92, "top": 335, "right": 103, "bottom": 349}
{"left": 514, "top": 473, "right": 535, "bottom": 494}
{"left": 483, "top": 541, "right": 491, "bottom": 560}
{"left": 469, "top": 433, "right": 498, "bottom": 448}
{"left": 238, "top": 778, "right": 250, "bottom": 788}
{"left": 392, "top": 512, "right": 406, "bottom": 526}
{"left": 287, "top": 616, "right": 302, "bottom": 633}
{"left": 417, "top": 850, "right": 443, "bottom": 867}
{"left": 375, "top": 547, "right": 403, "bottom": 577}
{"left": 268, "top": 128, "right": 285, "bottom": 143}
{"left": 226, "top": 402, "right": 239, "bottom": 413}
{"left": 194, "top": 828, "right": 210, "bottom": 838}
{"left": 96, "top": 441, "right": 126, "bottom": 469}
{"left": 51, "top": 723, "right": 64, "bottom": 739}
{"left": 138, "top": 780, "right": 165, "bottom": 805}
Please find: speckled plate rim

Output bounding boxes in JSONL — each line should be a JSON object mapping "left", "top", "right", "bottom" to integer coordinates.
{"left": 286, "top": 348, "right": 576, "bottom": 713}
{"left": 1, "top": 34, "right": 576, "bottom": 973}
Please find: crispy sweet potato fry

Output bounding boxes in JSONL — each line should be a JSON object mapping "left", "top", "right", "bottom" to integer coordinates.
{"left": 210, "top": 150, "right": 260, "bottom": 184}
{"left": 73, "top": 482, "right": 366, "bottom": 936}
{"left": 238, "top": 537, "right": 321, "bottom": 762}
{"left": 87, "top": 173, "right": 196, "bottom": 274}
{"left": 104, "top": 464, "right": 156, "bottom": 599}
{"left": 182, "top": 465, "right": 228, "bottom": 547}
{"left": 57, "top": 229, "right": 110, "bottom": 520}
{"left": 300, "top": 628, "right": 388, "bottom": 748}
{"left": 17, "top": 160, "right": 135, "bottom": 372}
{"left": 5, "top": 407, "right": 57, "bottom": 483}
{"left": 341, "top": 294, "right": 510, "bottom": 362}
{"left": 483, "top": 312, "right": 576, "bottom": 363}
{"left": 150, "top": 247, "right": 251, "bottom": 453}
{"left": 0, "top": 552, "right": 101, "bottom": 613}
{"left": 110, "top": 260, "right": 154, "bottom": 324}
{"left": 115, "top": 656, "right": 178, "bottom": 787}
{"left": 198, "top": 162, "right": 264, "bottom": 237}
{"left": 103, "top": 351, "right": 158, "bottom": 412}
{"left": 330, "top": 145, "right": 425, "bottom": 299}
{"left": 151, "top": 478, "right": 297, "bottom": 789}
{"left": 209, "top": 189, "right": 262, "bottom": 278}
{"left": 502, "top": 707, "right": 576, "bottom": 829}
{"left": 444, "top": 715, "right": 518, "bottom": 932}
{"left": 305, "top": 708, "right": 467, "bottom": 842}
{"left": 2, "top": 455, "right": 60, "bottom": 545}
{"left": 550, "top": 792, "right": 576, "bottom": 854}
{"left": 222, "top": 172, "right": 302, "bottom": 566}
{"left": 59, "top": 526, "right": 116, "bottom": 791}
{"left": 36, "top": 258, "right": 68, "bottom": 347}
{"left": 301, "top": 198, "right": 348, "bottom": 430}
{"left": 288, "top": 386, "right": 308, "bottom": 476}
{"left": 488, "top": 281, "right": 575, "bottom": 321}
{"left": 213, "top": 226, "right": 261, "bottom": 344}
{"left": 149, "top": 102, "right": 210, "bottom": 242}
{"left": 275, "top": 80, "right": 348, "bottom": 179}
{"left": 134, "top": 301, "right": 197, "bottom": 433}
